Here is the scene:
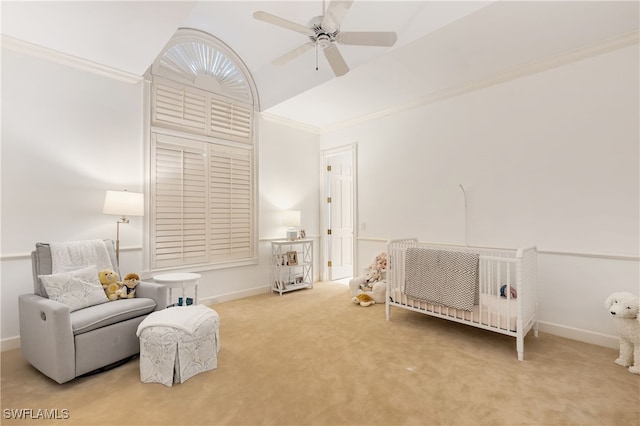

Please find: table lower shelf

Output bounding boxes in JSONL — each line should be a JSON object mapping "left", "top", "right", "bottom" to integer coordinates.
{"left": 272, "top": 281, "right": 313, "bottom": 294}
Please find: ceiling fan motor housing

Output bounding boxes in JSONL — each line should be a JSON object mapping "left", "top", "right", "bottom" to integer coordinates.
{"left": 308, "top": 15, "right": 338, "bottom": 48}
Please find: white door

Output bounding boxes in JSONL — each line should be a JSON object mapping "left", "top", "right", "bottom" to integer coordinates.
{"left": 323, "top": 147, "right": 356, "bottom": 281}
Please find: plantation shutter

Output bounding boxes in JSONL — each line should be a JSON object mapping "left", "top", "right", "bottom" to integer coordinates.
{"left": 153, "top": 78, "right": 252, "bottom": 144}
{"left": 153, "top": 79, "right": 207, "bottom": 134}
{"left": 149, "top": 32, "right": 258, "bottom": 271}
{"left": 210, "top": 94, "right": 252, "bottom": 143}
{"left": 152, "top": 134, "right": 208, "bottom": 268}
{"left": 209, "top": 144, "right": 253, "bottom": 261}
{"left": 151, "top": 134, "right": 254, "bottom": 269}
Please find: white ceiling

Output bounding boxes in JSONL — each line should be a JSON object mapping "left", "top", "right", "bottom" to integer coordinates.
{"left": 2, "top": 1, "right": 638, "bottom": 130}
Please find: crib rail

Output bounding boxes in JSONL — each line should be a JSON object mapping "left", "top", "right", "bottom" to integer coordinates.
{"left": 385, "top": 239, "right": 538, "bottom": 360}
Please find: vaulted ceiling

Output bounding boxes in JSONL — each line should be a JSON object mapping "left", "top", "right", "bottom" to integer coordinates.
{"left": 2, "top": 1, "right": 638, "bottom": 131}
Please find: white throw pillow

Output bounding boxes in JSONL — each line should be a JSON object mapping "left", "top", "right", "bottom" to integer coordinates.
{"left": 39, "top": 265, "right": 108, "bottom": 312}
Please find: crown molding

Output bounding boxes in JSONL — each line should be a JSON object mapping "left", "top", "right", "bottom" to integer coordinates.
{"left": 321, "top": 30, "right": 639, "bottom": 134}
{"left": 1, "top": 35, "right": 143, "bottom": 84}
{"left": 259, "top": 111, "right": 322, "bottom": 134}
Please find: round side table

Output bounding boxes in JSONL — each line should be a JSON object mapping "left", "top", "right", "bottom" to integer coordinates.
{"left": 153, "top": 272, "right": 201, "bottom": 306}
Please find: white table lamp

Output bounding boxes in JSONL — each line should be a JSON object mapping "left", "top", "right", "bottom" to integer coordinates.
{"left": 283, "top": 210, "right": 301, "bottom": 240}
{"left": 103, "top": 190, "right": 144, "bottom": 262}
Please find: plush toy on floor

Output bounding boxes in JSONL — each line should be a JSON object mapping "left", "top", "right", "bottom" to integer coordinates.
{"left": 360, "top": 252, "right": 387, "bottom": 291}
{"left": 352, "top": 293, "right": 376, "bottom": 307}
{"left": 605, "top": 292, "right": 640, "bottom": 375}
{"left": 349, "top": 252, "right": 388, "bottom": 304}
{"left": 362, "top": 268, "right": 382, "bottom": 290}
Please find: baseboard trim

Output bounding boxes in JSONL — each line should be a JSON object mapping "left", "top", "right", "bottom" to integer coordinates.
{"left": 537, "top": 321, "right": 618, "bottom": 349}
{"left": 1, "top": 336, "right": 21, "bottom": 352}
{"left": 200, "top": 285, "right": 271, "bottom": 305}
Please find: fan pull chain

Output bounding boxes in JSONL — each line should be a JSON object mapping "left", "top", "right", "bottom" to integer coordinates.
{"left": 319, "top": 0, "right": 324, "bottom": 71}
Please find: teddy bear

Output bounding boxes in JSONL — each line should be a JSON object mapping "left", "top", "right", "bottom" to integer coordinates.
{"left": 361, "top": 268, "right": 382, "bottom": 291}
{"left": 359, "top": 252, "right": 388, "bottom": 291}
{"left": 115, "top": 285, "right": 128, "bottom": 299}
{"left": 121, "top": 273, "right": 140, "bottom": 299}
{"left": 369, "top": 252, "right": 387, "bottom": 276}
{"left": 352, "top": 293, "right": 376, "bottom": 307}
{"left": 99, "top": 269, "right": 121, "bottom": 301}
{"left": 369, "top": 252, "right": 387, "bottom": 272}
{"left": 605, "top": 292, "right": 640, "bottom": 374}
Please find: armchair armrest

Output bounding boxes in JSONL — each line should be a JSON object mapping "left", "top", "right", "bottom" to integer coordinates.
{"left": 18, "top": 294, "right": 75, "bottom": 384}
{"left": 136, "top": 281, "right": 168, "bottom": 311}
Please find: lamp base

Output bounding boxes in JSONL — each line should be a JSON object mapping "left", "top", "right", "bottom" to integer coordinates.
{"left": 286, "top": 230, "right": 298, "bottom": 240}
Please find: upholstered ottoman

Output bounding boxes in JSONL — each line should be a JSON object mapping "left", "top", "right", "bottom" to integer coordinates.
{"left": 136, "top": 305, "right": 220, "bottom": 387}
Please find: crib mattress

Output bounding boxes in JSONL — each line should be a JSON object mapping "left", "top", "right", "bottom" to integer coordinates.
{"left": 392, "top": 291, "right": 519, "bottom": 332}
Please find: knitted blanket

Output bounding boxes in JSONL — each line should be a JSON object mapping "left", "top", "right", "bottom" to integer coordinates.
{"left": 137, "top": 305, "right": 218, "bottom": 336}
{"left": 405, "top": 248, "right": 479, "bottom": 311}
{"left": 50, "top": 239, "right": 113, "bottom": 274}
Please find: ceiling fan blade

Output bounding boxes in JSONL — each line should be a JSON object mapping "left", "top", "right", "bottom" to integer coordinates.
{"left": 322, "top": 0, "right": 354, "bottom": 32}
{"left": 339, "top": 31, "right": 398, "bottom": 47}
{"left": 272, "top": 42, "right": 315, "bottom": 66}
{"left": 323, "top": 44, "right": 349, "bottom": 77}
{"left": 253, "top": 11, "right": 314, "bottom": 37}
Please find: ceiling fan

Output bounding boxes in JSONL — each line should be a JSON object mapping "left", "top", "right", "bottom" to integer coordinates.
{"left": 253, "top": 0, "right": 397, "bottom": 77}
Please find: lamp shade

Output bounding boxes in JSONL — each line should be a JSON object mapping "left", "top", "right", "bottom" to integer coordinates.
{"left": 282, "top": 210, "right": 301, "bottom": 227}
{"left": 103, "top": 190, "right": 144, "bottom": 217}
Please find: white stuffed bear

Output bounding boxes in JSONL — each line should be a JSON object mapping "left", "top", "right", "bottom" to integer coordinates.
{"left": 605, "top": 292, "right": 640, "bottom": 374}
{"left": 362, "top": 268, "right": 382, "bottom": 289}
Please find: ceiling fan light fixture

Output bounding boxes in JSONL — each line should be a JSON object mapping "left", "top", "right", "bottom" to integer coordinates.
{"left": 317, "top": 34, "right": 332, "bottom": 49}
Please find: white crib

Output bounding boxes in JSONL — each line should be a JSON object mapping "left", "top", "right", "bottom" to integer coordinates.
{"left": 386, "top": 239, "right": 538, "bottom": 361}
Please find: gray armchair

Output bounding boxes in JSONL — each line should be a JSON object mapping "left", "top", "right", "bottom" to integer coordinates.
{"left": 18, "top": 240, "right": 167, "bottom": 384}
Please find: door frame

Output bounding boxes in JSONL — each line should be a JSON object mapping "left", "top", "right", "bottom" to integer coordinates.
{"left": 320, "top": 143, "right": 358, "bottom": 281}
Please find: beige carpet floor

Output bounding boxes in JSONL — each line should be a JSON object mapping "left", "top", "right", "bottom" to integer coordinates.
{"left": 1, "top": 281, "right": 639, "bottom": 426}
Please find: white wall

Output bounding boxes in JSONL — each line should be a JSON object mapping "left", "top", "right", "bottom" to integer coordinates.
{"left": 320, "top": 44, "right": 639, "bottom": 344}
{"left": 1, "top": 48, "right": 146, "bottom": 346}
{"left": 258, "top": 119, "right": 321, "bottom": 241}
{"left": 258, "top": 118, "right": 322, "bottom": 278}
{"left": 0, "top": 47, "right": 321, "bottom": 348}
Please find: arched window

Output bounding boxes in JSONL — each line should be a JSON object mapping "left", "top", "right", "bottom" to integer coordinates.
{"left": 147, "top": 28, "right": 259, "bottom": 270}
